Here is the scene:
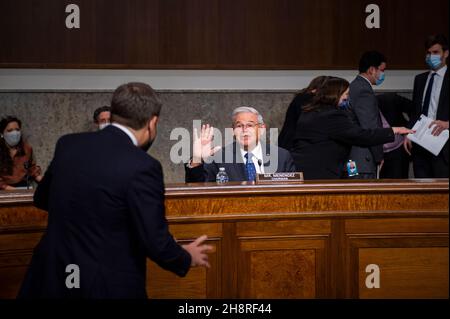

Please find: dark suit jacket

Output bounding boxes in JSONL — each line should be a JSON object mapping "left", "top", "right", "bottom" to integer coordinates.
{"left": 376, "top": 92, "right": 414, "bottom": 127}
{"left": 185, "top": 142, "right": 296, "bottom": 182}
{"left": 278, "top": 92, "right": 314, "bottom": 151}
{"left": 290, "top": 106, "right": 394, "bottom": 180}
{"left": 18, "top": 126, "right": 191, "bottom": 299}
{"left": 410, "top": 68, "right": 449, "bottom": 162}
{"left": 348, "top": 75, "right": 384, "bottom": 174}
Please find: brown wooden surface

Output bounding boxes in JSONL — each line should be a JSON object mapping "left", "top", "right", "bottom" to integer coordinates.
{"left": 0, "top": 179, "right": 448, "bottom": 299}
{"left": 0, "top": 0, "right": 448, "bottom": 69}
{"left": 358, "top": 247, "right": 448, "bottom": 298}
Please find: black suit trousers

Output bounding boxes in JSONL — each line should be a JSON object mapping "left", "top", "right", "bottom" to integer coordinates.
{"left": 413, "top": 145, "right": 449, "bottom": 178}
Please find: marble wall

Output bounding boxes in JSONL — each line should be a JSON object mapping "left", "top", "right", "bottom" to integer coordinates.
{"left": 0, "top": 91, "right": 299, "bottom": 183}
{"left": 0, "top": 90, "right": 412, "bottom": 183}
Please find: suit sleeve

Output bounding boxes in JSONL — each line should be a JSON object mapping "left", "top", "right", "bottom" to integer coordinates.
{"left": 185, "top": 161, "right": 218, "bottom": 182}
{"left": 185, "top": 162, "right": 207, "bottom": 182}
{"left": 351, "top": 87, "right": 384, "bottom": 162}
{"left": 278, "top": 93, "right": 309, "bottom": 150}
{"left": 409, "top": 75, "right": 423, "bottom": 128}
{"left": 279, "top": 148, "right": 296, "bottom": 172}
{"left": 127, "top": 160, "right": 191, "bottom": 277}
{"left": 329, "top": 111, "right": 394, "bottom": 147}
{"left": 33, "top": 138, "right": 63, "bottom": 211}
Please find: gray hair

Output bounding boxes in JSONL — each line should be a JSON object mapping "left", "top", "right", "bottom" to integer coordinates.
{"left": 232, "top": 106, "right": 264, "bottom": 124}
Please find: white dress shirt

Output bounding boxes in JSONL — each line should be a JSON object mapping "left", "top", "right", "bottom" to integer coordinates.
{"left": 422, "top": 65, "right": 447, "bottom": 120}
{"left": 239, "top": 142, "right": 265, "bottom": 174}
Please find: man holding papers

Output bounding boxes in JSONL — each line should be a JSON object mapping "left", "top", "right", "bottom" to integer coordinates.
{"left": 405, "top": 34, "right": 449, "bottom": 178}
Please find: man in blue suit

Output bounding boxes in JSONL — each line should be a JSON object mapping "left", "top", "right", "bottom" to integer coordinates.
{"left": 185, "top": 106, "right": 296, "bottom": 182}
{"left": 18, "top": 82, "right": 212, "bottom": 299}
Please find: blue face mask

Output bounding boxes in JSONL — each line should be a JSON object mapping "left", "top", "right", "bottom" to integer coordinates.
{"left": 426, "top": 54, "right": 442, "bottom": 69}
{"left": 375, "top": 72, "right": 385, "bottom": 86}
{"left": 3, "top": 130, "right": 21, "bottom": 147}
{"left": 338, "top": 99, "right": 350, "bottom": 110}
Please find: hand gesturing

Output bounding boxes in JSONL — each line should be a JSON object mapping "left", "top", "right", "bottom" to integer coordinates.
{"left": 192, "top": 124, "right": 221, "bottom": 164}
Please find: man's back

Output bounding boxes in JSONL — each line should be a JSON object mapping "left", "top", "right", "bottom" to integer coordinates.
{"left": 19, "top": 125, "right": 190, "bottom": 298}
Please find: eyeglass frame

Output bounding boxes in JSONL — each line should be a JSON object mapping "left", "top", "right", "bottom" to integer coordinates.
{"left": 232, "top": 122, "right": 261, "bottom": 131}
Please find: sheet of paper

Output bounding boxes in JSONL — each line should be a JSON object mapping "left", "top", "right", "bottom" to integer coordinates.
{"left": 407, "top": 115, "right": 449, "bottom": 156}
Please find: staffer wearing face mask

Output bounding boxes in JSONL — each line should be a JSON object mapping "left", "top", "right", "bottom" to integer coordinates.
{"left": 0, "top": 116, "right": 42, "bottom": 190}
{"left": 404, "top": 34, "right": 449, "bottom": 178}
{"left": 93, "top": 105, "right": 111, "bottom": 130}
{"left": 347, "top": 51, "right": 388, "bottom": 179}
{"left": 290, "top": 78, "right": 413, "bottom": 180}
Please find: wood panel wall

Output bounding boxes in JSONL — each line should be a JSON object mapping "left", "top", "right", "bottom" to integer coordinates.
{"left": 0, "top": 0, "right": 448, "bottom": 69}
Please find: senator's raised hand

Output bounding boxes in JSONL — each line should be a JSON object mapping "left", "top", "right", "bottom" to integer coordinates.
{"left": 192, "top": 124, "right": 221, "bottom": 165}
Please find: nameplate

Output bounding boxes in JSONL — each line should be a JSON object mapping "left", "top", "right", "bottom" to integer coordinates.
{"left": 256, "top": 172, "right": 304, "bottom": 184}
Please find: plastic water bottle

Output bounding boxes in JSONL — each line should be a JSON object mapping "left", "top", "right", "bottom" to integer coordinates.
{"left": 216, "top": 167, "right": 229, "bottom": 184}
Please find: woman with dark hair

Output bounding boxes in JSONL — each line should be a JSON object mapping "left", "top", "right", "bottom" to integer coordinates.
{"left": 290, "top": 77, "right": 414, "bottom": 180}
{"left": 0, "top": 116, "right": 42, "bottom": 190}
{"left": 278, "top": 76, "right": 331, "bottom": 150}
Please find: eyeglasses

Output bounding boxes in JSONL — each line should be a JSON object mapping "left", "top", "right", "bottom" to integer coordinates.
{"left": 233, "top": 123, "right": 259, "bottom": 130}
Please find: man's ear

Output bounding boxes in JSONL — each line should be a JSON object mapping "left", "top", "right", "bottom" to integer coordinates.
{"left": 444, "top": 50, "right": 449, "bottom": 60}
{"left": 149, "top": 115, "right": 159, "bottom": 129}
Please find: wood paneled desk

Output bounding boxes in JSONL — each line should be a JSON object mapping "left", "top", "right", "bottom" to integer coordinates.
{"left": 0, "top": 179, "right": 448, "bottom": 299}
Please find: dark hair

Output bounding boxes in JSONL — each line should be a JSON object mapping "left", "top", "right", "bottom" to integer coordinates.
{"left": 358, "top": 51, "right": 387, "bottom": 73}
{"left": 425, "top": 34, "right": 449, "bottom": 51}
{"left": 93, "top": 106, "right": 111, "bottom": 123}
{"left": 110, "top": 82, "right": 162, "bottom": 130}
{"left": 302, "top": 77, "right": 349, "bottom": 112}
{"left": 299, "top": 76, "right": 331, "bottom": 95}
{"left": 0, "top": 116, "right": 24, "bottom": 176}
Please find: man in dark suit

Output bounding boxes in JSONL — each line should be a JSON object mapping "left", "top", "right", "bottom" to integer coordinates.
{"left": 348, "top": 51, "right": 387, "bottom": 179}
{"left": 376, "top": 93, "right": 414, "bottom": 178}
{"left": 185, "top": 107, "right": 296, "bottom": 182}
{"left": 404, "top": 34, "right": 449, "bottom": 178}
{"left": 18, "top": 82, "right": 211, "bottom": 299}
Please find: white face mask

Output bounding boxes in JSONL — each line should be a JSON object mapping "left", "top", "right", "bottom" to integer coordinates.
{"left": 3, "top": 130, "right": 21, "bottom": 147}
{"left": 98, "top": 122, "right": 110, "bottom": 130}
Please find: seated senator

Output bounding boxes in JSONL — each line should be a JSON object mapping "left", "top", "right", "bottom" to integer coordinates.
{"left": 290, "top": 78, "right": 414, "bottom": 180}
{"left": 185, "top": 106, "right": 296, "bottom": 182}
{"left": 0, "top": 116, "right": 42, "bottom": 190}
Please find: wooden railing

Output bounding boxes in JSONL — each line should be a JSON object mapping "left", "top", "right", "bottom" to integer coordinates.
{"left": 0, "top": 179, "right": 448, "bottom": 298}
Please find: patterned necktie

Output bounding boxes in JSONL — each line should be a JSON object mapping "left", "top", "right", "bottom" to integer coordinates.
{"left": 422, "top": 72, "right": 436, "bottom": 116}
{"left": 244, "top": 152, "right": 257, "bottom": 181}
